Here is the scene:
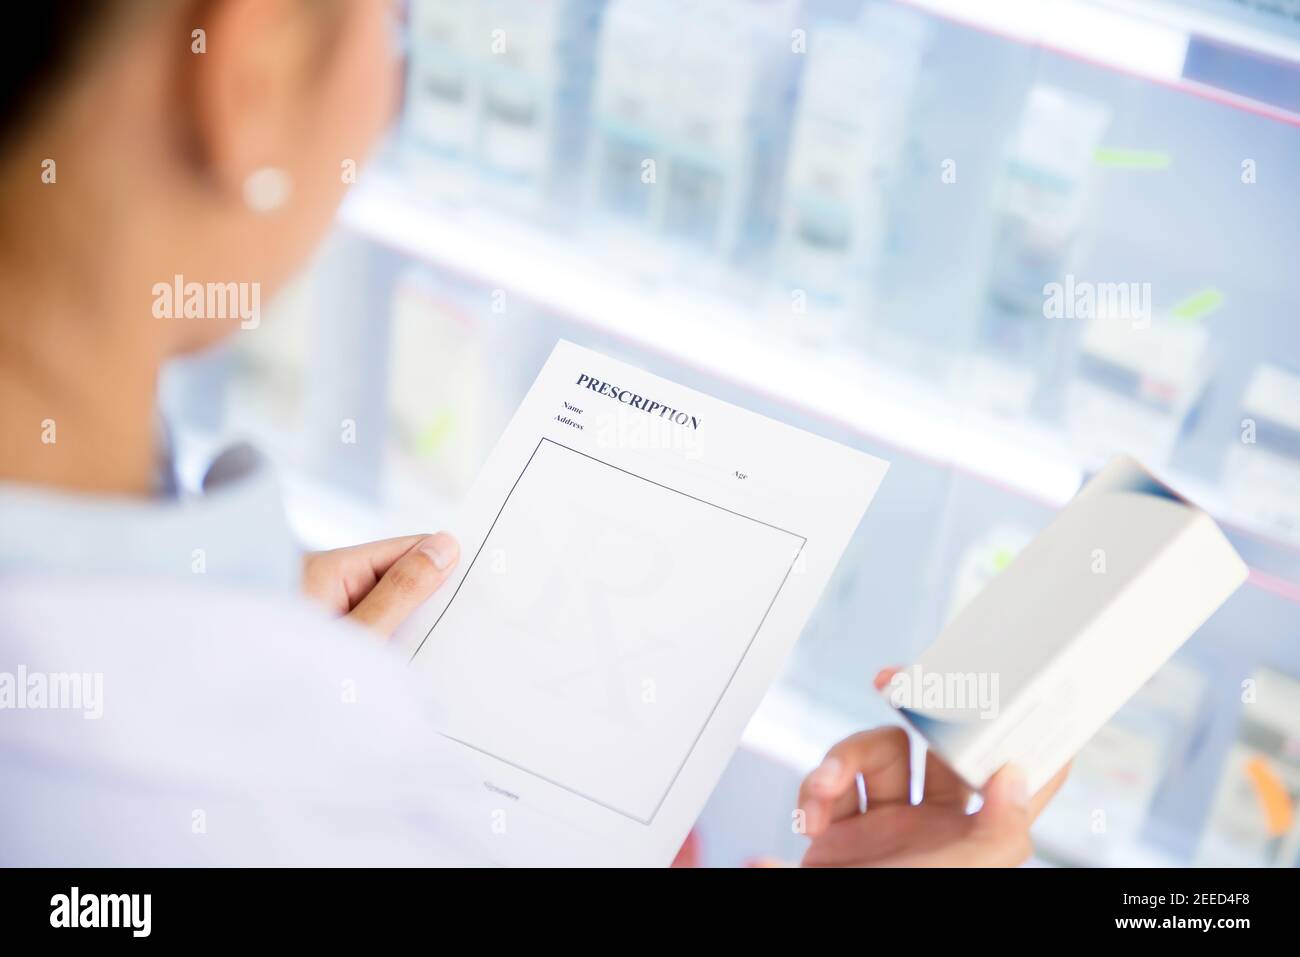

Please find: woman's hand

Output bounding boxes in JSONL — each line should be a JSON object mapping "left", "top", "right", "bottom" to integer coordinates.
{"left": 301, "top": 533, "right": 460, "bottom": 637}
{"left": 796, "top": 669, "right": 1069, "bottom": 867}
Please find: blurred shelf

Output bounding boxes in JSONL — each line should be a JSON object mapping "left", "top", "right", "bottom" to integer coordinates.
{"left": 899, "top": 0, "right": 1300, "bottom": 126}
{"left": 741, "top": 682, "right": 866, "bottom": 773}
{"left": 341, "top": 173, "right": 1085, "bottom": 501}
{"left": 338, "top": 172, "right": 1300, "bottom": 604}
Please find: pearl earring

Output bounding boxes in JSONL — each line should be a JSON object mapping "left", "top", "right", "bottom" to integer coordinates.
{"left": 242, "top": 166, "right": 292, "bottom": 214}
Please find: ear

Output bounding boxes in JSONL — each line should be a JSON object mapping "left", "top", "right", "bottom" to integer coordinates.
{"left": 184, "top": 0, "right": 319, "bottom": 203}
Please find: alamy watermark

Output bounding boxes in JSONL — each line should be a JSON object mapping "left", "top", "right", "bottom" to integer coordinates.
{"left": 50, "top": 887, "right": 150, "bottom": 937}
{"left": 886, "top": 664, "right": 1000, "bottom": 720}
{"left": 0, "top": 666, "right": 103, "bottom": 719}
{"left": 1043, "top": 274, "right": 1151, "bottom": 330}
{"left": 152, "top": 274, "right": 260, "bottom": 330}
{"left": 590, "top": 410, "right": 704, "bottom": 458}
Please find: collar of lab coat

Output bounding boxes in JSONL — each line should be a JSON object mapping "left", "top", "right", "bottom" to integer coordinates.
{"left": 0, "top": 442, "right": 300, "bottom": 593}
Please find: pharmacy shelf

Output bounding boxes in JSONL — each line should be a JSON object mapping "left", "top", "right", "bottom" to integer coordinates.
{"left": 340, "top": 173, "right": 1084, "bottom": 501}
{"left": 336, "top": 171, "right": 1300, "bottom": 605}
{"left": 897, "top": 0, "right": 1300, "bottom": 126}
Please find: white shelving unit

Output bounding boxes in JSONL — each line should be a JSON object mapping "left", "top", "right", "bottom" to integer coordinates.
{"left": 338, "top": 170, "right": 1300, "bottom": 607}
{"left": 898, "top": 0, "right": 1300, "bottom": 125}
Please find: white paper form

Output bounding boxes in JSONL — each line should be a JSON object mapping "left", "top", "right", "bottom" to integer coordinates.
{"left": 397, "top": 340, "right": 888, "bottom": 865}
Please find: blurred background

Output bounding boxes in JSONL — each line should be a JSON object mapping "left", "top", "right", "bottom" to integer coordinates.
{"left": 161, "top": 0, "right": 1300, "bottom": 866}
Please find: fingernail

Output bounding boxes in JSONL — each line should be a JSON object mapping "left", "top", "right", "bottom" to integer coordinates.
{"left": 811, "top": 756, "right": 842, "bottom": 789}
{"left": 420, "top": 533, "right": 458, "bottom": 571}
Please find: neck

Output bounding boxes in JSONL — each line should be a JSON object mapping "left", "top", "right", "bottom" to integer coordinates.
{"left": 0, "top": 242, "right": 164, "bottom": 499}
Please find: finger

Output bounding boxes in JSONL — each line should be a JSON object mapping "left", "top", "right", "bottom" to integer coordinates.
{"left": 346, "top": 533, "right": 459, "bottom": 637}
{"left": 303, "top": 534, "right": 431, "bottom": 613}
{"left": 797, "top": 727, "right": 912, "bottom": 837}
{"left": 796, "top": 756, "right": 852, "bottom": 837}
{"left": 963, "top": 765, "right": 1034, "bottom": 867}
{"left": 959, "top": 763, "right": 1071, "bottom": 866}
{"left": 922, "top": 748, "right": 972, "bottom": 808}
{"left": 873, "top": 667, "right": 901, "bottom": 693}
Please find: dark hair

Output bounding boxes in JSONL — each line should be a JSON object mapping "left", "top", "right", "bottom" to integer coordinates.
{"left": 1, "top": 2, "right": 120, "bottom": 153}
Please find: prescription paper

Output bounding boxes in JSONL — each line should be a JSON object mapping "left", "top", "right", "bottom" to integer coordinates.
{"left": 398, "top": 340, "right": 888, "bottom": 865}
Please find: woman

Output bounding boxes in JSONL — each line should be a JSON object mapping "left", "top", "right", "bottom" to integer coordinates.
{"left": 0, "top": 0, "right": 1062, "bottom": 865}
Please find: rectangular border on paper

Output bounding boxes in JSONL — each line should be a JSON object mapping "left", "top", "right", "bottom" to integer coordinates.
{"left": 411, "top": 437, "right": 807, "bottom": 824}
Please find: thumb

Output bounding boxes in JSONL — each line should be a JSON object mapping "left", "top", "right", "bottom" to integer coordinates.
{"left": 346, "top": 533, "right": 460, "bottom": 637}
{"left": 966, "top": 765, "right": 1034, "bottom": 867}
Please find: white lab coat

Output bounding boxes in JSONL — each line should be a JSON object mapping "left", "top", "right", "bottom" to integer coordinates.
{"left": 0, "top": 445, "right": 489, "bottom": 866}
{"left": 0, "top": 575, "right": 488, "bottom": 865}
